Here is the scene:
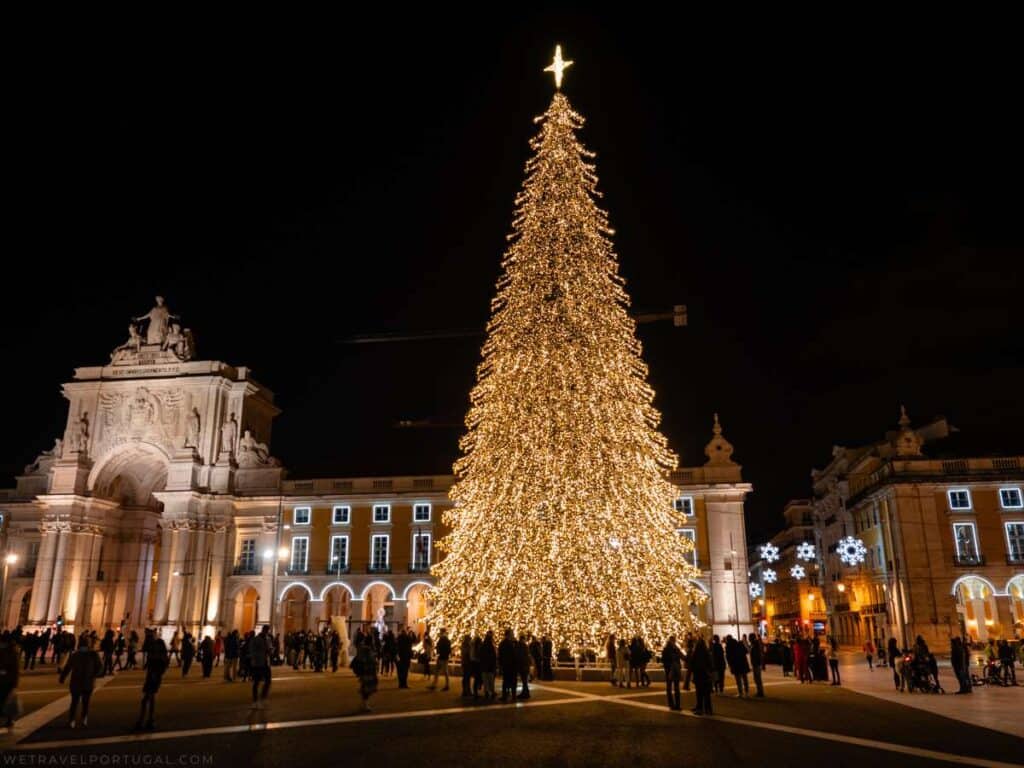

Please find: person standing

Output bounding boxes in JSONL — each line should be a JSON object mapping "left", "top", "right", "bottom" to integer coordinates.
{"left": 169, "top": 630, "right": 181, "bottom": 667}
{"left": 421, "top": 630, "right": 434, "bottom": 680}
{"left": 0, "top": 632, "right": 20, "bottom": 728}
{"left": 396, "top": 628, "right": 413, "bottom": 689}
{"left": 711, "top": 636, "right": 726, "bottom": 693}
{"left": 863, "top": 639, "right": 875, "bottom": 670}
{"left": 59, "top": 638, "right": 102, "bottom": 728}
{"left": 430, "top": 628, "right": 451, "bottom": 691}
{"left": 499, "top": 629, "right": 517, "bottom": 702}
{"left": 134, "top": 629, "right": 168, "bottom": 731}
{"left": 528, "top": 635, "right": 543, "bottom": 682}
{"left": 825, "top": 643, "right": 841, "bottom": 685}
{"left": 199, "top": 635, "right": 214, "bottom": 679}
{"left": 690, "top": 637, "right": 714, "bottom": 716}
{"left": 951, "top": 637, "right": 970, "bottom": 694}
{"left": 248, "top": 626, "right": 272, "bottom": 709}
{"left": 125, "top": 631, "right": 139, "bottom": 671}
{"left": 480, "top": 630, "right": 497, "bottom": 701}
{"left": 541, "top": 635, "right": 554, "bottom": 681}
{"left": 661, "top": 635, "right": 682, "bottom": 710}
{"left": 353, "top": 641, "right": 378, "bottom": 711}
{"left": 460, "top": 634, "right": 473, "bottom": 697}
{"left": 887, "top": 637, "right": 901, "bottom": 690}
{"left": 99, "top": 630, "right": 115, "bottom": 677}
{"left": 748, "top": 634, "right": 765, "bottom": 697}
{"left": 615, "top": 638, "right": 629, "bottom": 687}
{"left": 213, "top": 632, "right": 224, "bottom": 668}
{"left": 515, "top": 634, "right": 531, "bottom": 699}
{"left": 329, "top": 632, "right": 340, "bottom": 674}
{"left": 606, "top": 633, "right": 617, "bottom": 686}
{"left": 998, "top": 639, "right": 1017, "bottom": 685}
{"left": 682, "top": 633, "right": 695, "bottom": 691}
{"left": 180, "top": 633, "right": 195, "bottom": 677}
{"left": 725, "top": 635, "right": 750, "bottom": 697}
{"left": 224, "top": 630, "right": 239, "bottom": 682}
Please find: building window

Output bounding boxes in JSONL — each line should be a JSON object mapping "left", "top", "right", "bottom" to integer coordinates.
{"left": 294, "top": 507, "right": 311, "bottom": 525}
{"left": 1000, "top": 487, "right": 1023, "bottom": 509}
{"left": 371, "top": 534, "right": 389, "bottom": 571}
{"left": 290, "top": 536, "right": 309, "bottom": 572}
{"left": 947, "top": 489, "right": 972, "bottom": 511}
{"left": 673, "top": 496, "right": 695, "bottom": 517}
{"left": 412, "top": 532, "right": 431, "bottom": 571}
{"left": 677, "top": 528, "right": 697, "bottom": 567}
{"left": 330, "top": 535, "right": 349, "bottom": 572}
{"left": 413, "top": 503, "right": 431, "bottom": 522}
{"left": 373, "top": 504, "right": 391, "bottom": 523}
{"left": 1005, "top": 522, "right": 1024, "bottom": 561}
{"left": 332, "top": 505, "right": 351, "bottom": 524}
{"left": 237, "top": 538, "right": 256, "bottom": 572}
{"left": 953, "top": 522, "right": 980, "bottom": 563}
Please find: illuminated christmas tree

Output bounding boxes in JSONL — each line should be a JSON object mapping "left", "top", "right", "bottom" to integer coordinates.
{"left": 430, "top": 47, "right": 704, "bottom": 649}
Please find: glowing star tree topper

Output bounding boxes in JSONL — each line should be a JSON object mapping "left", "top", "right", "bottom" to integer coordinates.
{"left": 544, "top": 44, "right": 574, "bottom": 89}
{"left": 428, "top": 52, "right": 704, "bottom": 650}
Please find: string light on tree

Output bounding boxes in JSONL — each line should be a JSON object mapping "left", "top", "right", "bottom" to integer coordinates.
{"left": 796, "top": 541, "right": 816, "bottom": 562}
{"left": 790, "top": 564, "right": 806, "bottom": 580}
{"left": 749, "top": 582, "right": 762, "bottom": 599}
{"left": 759, "top": 543, "right": 780, "bottom": 563}
{"left": 837, "top": 536, "right": 868, "bottom": 566}
{"left": 429, "top": 47, "right": 704, "bottom": 650}
{"left": 762, "top": 568, "right": 778, "bottom": 584}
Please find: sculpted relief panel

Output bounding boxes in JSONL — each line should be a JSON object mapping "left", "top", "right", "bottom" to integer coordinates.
{"left": 94, "top": 386, "right": 192, "bottom": 459}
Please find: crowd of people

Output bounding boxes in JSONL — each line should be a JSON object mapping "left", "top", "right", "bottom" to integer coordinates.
{"left": 1, "top": 621, "right": 1020, "bottom": 731}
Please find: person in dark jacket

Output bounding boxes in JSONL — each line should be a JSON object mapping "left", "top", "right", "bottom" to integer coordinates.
{"left": 529, "top": 635, "right": 543, "bottom": 682}
{"left": 429, "top": 628, "right": 452, "bottom": 691}
{"left": 515, "top": 634, "right": 531, "bottom": 699}
{"left": 541, "top": 635, "right": 554, "bottom": 681}
{"left": 60, "top": 638, "right": 102, "bottom": 728}
{"left": 199, "top": 635, "right": 214, "bottom": 678}
{"left": 724, "top": 635, "right": 750, "bottom": 697}
{"left": 748, "top": 633, "right": 765, "bottom": 697}
{"left": 682, "top": 633, "right": 695, "bottom": 691}
{"left": 498, "top": 629, "right": 517, "bottom": 702}
{"left": 224, "top": 630, "right": 239, "bottom": 682}
{"left": 396, "top": 628, "right": 413, "bottom": 689}
{"left": 134, "top": 628, "right": 168, "bottom": 731}
{"left": 710, "top": 635, "right": 726, "bottom": 693}
{"left": 180, "top": 633, "right": 196, "bottom": 677}
{"left": 479, "top": 631, "right": 497, "bottom": 700}
{"left": 951, "top": 637, "right": 970, "bottom": 694}
{"left": 99, "top": 630, "right": 115, "bottom": 676}
{"left": 690, "top": 637, "right": 714, "bottom": 715}
{"left": 661, "top": 635, "right": 683, "bottom": 710}
{"left": 0, "top": 632, "right": 20, "bottom": 727}
{"left": 887, "top": 637, "right": 901, "bottom": 690}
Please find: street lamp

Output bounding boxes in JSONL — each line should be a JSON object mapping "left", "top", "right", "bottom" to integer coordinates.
{"left": 1, "top": 553, "right": 18, "bottom": 624}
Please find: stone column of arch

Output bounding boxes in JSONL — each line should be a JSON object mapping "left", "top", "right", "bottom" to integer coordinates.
{"left": 65, "top": 525, "right": 104, "bottom": 630}
{"left": 46, "top": 526, "right": 72, "bottom": 624}
{"left": 152, "top": 526, "right": 176, "bottom": 624}
{"left": 28, "top": 525, "right": 60, "bottom": 624}
{"left": 165, "top": 525, "right": 193, "bottom": 626}
{"left": 203, "top": 526, "right": 229, "bottom": 627}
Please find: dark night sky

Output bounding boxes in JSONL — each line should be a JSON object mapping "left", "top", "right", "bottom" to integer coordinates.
{"left": 4, "top": 13, "right": 1022, "bottom": 543}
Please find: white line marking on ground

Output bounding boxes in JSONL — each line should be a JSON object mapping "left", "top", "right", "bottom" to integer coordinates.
{"left": 532, "top": 684, "right": 1023, "bottom": 768}
{"left": 0, "top": 675, "right": 115, "bottom": 750}
{"left": 8, "top": 695, "right": 594, "bottom": 752}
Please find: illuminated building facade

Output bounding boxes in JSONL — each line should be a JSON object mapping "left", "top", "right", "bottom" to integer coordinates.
{"left": 811, "top": 408, "right": 1024, "bottom": 649}
{"left": 0, "top": 306, "right": 754, "bottom": 642}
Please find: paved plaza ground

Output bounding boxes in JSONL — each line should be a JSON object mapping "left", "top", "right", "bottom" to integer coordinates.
{"left": 1, "top": 654, "right": 1021, "bottom": 767}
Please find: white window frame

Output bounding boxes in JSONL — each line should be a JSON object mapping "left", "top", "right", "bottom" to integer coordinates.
{"left": 412, "top": 531, "right": 431, "bottom": 569}
{"left": 952, "top": 522, "right": 980, "bottom": 560}
{"left": 999, "top": 487, "right": 1023, "bottom": 510}
{"left": 413, "top": 502, "right": 432, "bottom": 522}
{"left": 370, "top": 534, "right": 389, "bottom": 570}
{"left": 674, "top": 496, "right": 695, "bottom": 517}
{"left": 947, "top": 489, "right": 972, "bottom": 511}
{"left": 372, "top": 504, "right": 391, "bottom": 524}
{"left": 293, "top": 506, "right": 311, "bottom": 525}
{"left": 332, "top": 505, "right": 351, "bottom": 525}
{"left": 330, "top": 535, "right": 349, "bottom": 570}
{"left": 238, "top": 538, "right": 257, "bottom": 570}
{"left": 290, "top": 536, "right": 309, "bottom": 572}
{"left": 1004, "top": 521, "right": 1024, "bottom": 560}
{"left": 677, "top": 527, "right": 698, "bottom": 567}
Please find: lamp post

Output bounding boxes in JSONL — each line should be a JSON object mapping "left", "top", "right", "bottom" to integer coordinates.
{"left": 0, "top": 553, "right": 17, "bottom": 625}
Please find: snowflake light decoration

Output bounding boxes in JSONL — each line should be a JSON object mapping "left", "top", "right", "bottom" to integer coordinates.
{"left": 796, "top": 541, "right": 816, "bottom": 562}
{"left": 758, "top": 543, "right": 780, "bottom": 563}
{"left": 749, "top": 582, "right": 762, "bottom": 598}
{"left": 837, "top": 536, "right": 868, "bottom": 566}
{"left": 762, "top": 568, "right": 778, "bottom": 583}
{"left": 790, "top": 564, "right": 806, "bottom": 580}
